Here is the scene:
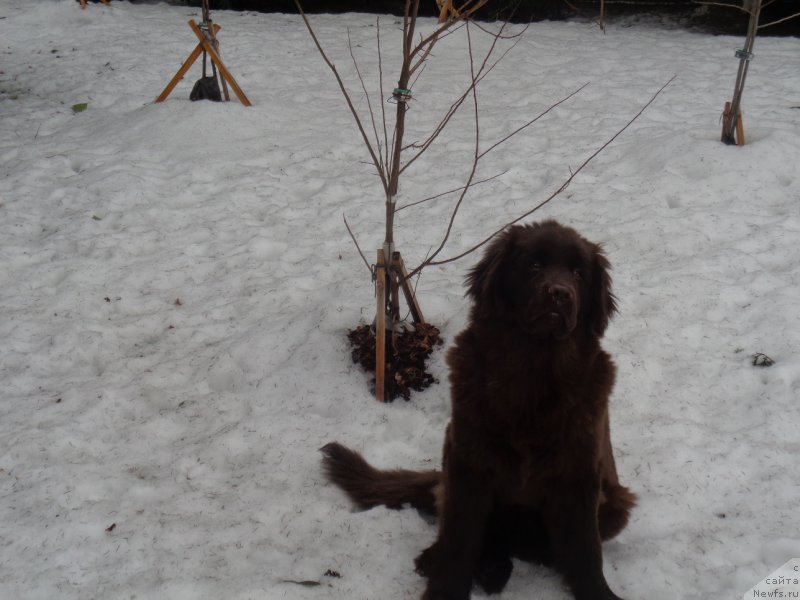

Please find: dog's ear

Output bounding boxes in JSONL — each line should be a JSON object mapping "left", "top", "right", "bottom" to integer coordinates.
{"left": 585, "top": 245, "right": 617, "bottom": 338}
{"left": 466, "top": 226, "right": 519, "bottom": 314}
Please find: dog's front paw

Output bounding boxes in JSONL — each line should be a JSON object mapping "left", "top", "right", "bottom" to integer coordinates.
{"left": 415, "top": 542, "right": 440, "bottom": 578}
{"left": 474, "top": 551, "right": 512, "bottom": 595}
{"left": 421, "top": 585, "right": 470, "bottom": 600}
{"left": 574, "top": 587, "right": 624, "bottom": 600}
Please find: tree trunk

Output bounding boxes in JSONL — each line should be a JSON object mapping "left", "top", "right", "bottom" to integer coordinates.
{"left": 722, "top": 0, "right": 761, "bottom": 145}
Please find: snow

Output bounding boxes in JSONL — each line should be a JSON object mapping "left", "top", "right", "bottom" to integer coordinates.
{"left": 1, "top": 1, "right": 799, "bottom": 598}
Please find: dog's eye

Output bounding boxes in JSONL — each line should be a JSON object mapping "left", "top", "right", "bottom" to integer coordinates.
{"left": 530, "top": 262, "right": 542, "bottom": 274}
{"left": 572, "top": 268, "right": 582, "bottom": 280}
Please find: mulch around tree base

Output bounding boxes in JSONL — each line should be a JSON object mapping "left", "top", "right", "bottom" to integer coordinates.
{"left": 347, "top": 322, "right": 443, "bottom": 401}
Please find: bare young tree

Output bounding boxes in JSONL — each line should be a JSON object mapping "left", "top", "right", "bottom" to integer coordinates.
{"left": 295, "top": 0, "right": 673, "bottom": 399}
{"left": 294, "top": 0, "right": 523, "bottom": 307}
{"left": 294, "top": 0, "right": 540, "bottom": 398}
{"left": 693, "top": 0, "right": 800, "bottom": 144}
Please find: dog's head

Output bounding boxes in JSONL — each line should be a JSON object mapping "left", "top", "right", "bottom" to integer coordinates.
{"left": 466, "top": 220, "right": 617, "bottom": 340}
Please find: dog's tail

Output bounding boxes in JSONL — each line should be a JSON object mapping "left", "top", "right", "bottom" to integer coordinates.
{"left": 321, "top": 442, "right": 440, "bottom": 513}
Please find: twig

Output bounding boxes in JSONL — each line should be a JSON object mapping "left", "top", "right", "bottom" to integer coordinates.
{"left": 395, "top": 171, "right": 507, "bottom": 212}
{"left": 400, "top": 20, "right": 521, "bottom": 177}
{"left": 759, "top": 11, "right": 800, "bottom": 29}
{"left": 405, "top": 76, "right": 580, "bottom": 163}
{"left": 344, "top": 214, "right": 373, "bottom": 275}
{"left": 406, "top": 75, "right": 677, "bottom": 277}
{"left": 408, "top": 23, "right": 483, "bottom": 276}
{"left": 293, "top": 0, "right": 390, "bottom": 195}
{"left": 408, "top": 51, "right": 428, "bottom": 98}
{"left": 348, "top": 28, "right": 384, "bottom": 174}
{"left": 470, "top": 19, "right": 529, "bottom": 40}
{"left": 409, "top": 33, "right": 438, "bottom": 77}
{"left": 478, "top": 82, "right": 590, "bottom": 160}
{"left": 433, "top": 21, "right": 468, "bottom": 43}
{"left": 377, "top": 17, "right": 390, "bottom": 172}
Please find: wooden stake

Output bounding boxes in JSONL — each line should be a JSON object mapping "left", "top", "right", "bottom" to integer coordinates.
{"left": 437, "top": 0, "right": 458, "bottom": 22}
{"left": 375, "top": 249, "right": 387, "bottom": 402}
{"left": 600, "top": 0, "right": 606, "bottom": 32}
{"left": 394, "top": 253, "right": 425, "bottom": 324}
{"left": 722, "top": 101, "right": 746, "bottom": 145}
{"left": 736, "top": 111, "right": 745, "bottom": 145}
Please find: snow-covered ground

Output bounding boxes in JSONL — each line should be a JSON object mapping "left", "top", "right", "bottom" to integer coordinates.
{"left": 1, "top": 1, "right": 799, "bottom": 599}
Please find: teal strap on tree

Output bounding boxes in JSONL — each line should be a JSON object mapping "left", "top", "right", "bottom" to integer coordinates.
{"left": 735, "top": 49, "right": 754, "bottom": 60}
{"left": 393, "top": 88, "right": 412, "bottom": 102}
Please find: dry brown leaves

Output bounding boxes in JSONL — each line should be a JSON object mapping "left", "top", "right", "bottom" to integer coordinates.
{"left": 347, "top": 322, "right": 443, "bottom": 401}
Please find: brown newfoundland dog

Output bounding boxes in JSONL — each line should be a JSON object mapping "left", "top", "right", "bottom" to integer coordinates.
{"left": 322, "top": 220, "right": 635, "bottom": 600}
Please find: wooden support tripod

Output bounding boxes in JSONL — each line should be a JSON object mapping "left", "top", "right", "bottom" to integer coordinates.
{"left": 436, "top": 0, "right": 459, "bottom": 22}
{"left": 155, "top": 13, "right": 251, "bottom": 106}
{"left": 374, "top": 249, "right": 425, "bottom": 402}
{"left": 436, "top": 0, "right": 487, "bottom": 23}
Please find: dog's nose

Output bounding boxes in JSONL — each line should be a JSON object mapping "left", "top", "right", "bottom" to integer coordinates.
{"left": 548, "top": 284, "right": 573, "bottom": 304}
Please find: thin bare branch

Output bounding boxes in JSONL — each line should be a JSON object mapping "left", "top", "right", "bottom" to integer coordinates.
{"left": 377, "top": 16, "right": 390, "bottom": 172}
{"left": 478, "top": 82, "right": 590, "bottom": 160}
{"left": 395, "top": 170, "right": 507, "bottom": 212}
{"left": 408, "top": 60, "right": 428, "bottom": 96}
{"left": 400, "top": 20, "right": 521, "bottom": 177}
{"left": 409, "top": 38, "right": 437, "bottom": 77}
{"left": 348, "top": 27, "right": 384, "bottom": 175}
{"left": 387, "top": 109, "right": 400, "bottom": 196}
{"left": 433, "top": 20, "right": 468, "bottom": 43}
{"left": 759, "top": 10, "right": 800, "bottom": 28}
{"left": 406, "top": 13, "right": 479, "bottom": 76}
{"left": 402, "top": 39, "right": 517, "bottom": 172}
{"left": 407, "top": 75, "right": 677, "bottom": 276}
{"left": 405, "top": 23, "right": 483, "bottom": 279}
{"left": 407, "top": 14, "right": 514, "bottom": 77}
{"left": 343, "top": 214, "right": 373, "bottom": 275}
{"left": 469, "top": 19, "right": 529, "bottom": 40}
{"left": 293, "top": 0, "right": 390, "bottom": 195}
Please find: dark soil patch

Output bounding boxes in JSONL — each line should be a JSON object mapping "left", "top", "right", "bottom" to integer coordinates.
{"left": 347, "top": 322, "right": 443, "bottom": 401}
